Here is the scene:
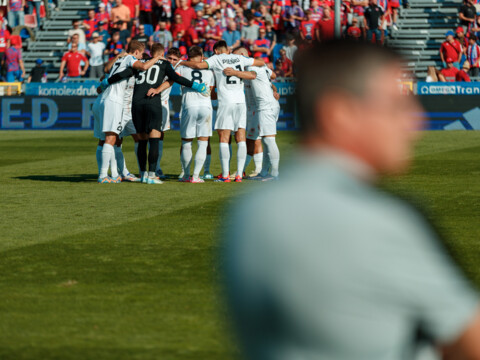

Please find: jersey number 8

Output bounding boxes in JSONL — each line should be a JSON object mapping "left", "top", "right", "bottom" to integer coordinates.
{"left": 191, "top": 70, "right": 203, "bottom": 83}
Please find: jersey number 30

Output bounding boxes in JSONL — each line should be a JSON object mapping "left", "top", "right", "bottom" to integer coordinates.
{"left": 136, "top": 64, "right": 160, "bottom": 85}
{"left": 226, "top": 65, "right": 243, "bottom": 85}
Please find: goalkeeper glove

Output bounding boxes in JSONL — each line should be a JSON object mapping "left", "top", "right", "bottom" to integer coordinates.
{"left": 99, "top": 76, "right": 110, "bottom": 92}
{"left": 191, "top": 82, "right": 210, "bottom": 97}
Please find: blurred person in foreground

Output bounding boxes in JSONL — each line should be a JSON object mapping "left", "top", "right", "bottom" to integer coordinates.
{"left": 223, "top": 40, "right": 480, "bottom": 360}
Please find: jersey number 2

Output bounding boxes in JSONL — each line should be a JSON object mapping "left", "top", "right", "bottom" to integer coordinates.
{"left": 226, "top": 65, "right": 243, "bottom": 85}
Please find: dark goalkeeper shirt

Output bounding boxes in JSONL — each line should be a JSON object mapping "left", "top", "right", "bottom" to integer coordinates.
{"left": 133, "top": 59, "right": 194, "bottom": 104}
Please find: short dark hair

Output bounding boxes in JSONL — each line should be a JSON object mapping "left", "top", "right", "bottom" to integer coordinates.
{"left": 167, "top": 47, "right": 182, "bottom": 58}
{"left": 470, "top": 33, "right": 477, "bottom": 41}
{"left": 213, "top": 40, "right": 228, "bottom": 52}
{"left": 232, "top": 45, "right": 249, "bottom": 55}
{"left": 151, "top": 43, "right": 165, "bottom": 56}
{"left": 295, "top": 40, "right": 400, "bottom": 135}
{"left": 188, "top": 45, "right": 203, "bottom": 59}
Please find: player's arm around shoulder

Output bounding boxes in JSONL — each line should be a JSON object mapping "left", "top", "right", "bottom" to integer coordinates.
{"left": 181, "top": 59, "right": 210, "bottom": 69}
{"left": 146, "top": 79, "right": 174, "bottom": 97}
{"left": 132, "top": 54, "right": 163, "bottom": 71}
{"left": 223, "top": 66, "right": 257, "bottom": 79}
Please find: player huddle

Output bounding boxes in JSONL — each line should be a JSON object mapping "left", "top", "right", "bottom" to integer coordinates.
{"left": 92, "top": 39, "right": 281, "bottom": 184}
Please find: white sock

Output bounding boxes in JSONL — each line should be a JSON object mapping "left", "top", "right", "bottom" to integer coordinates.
{"left": 100, "top": 143, "right": 113, "bottom": 178}
{"left": 254, "top": 152, "right": 263, "bottom": 173}
{"left": 96, "top": 145, "right": 103, "bottom": 174}
{"left": 219, "top": 142, "right": 230, "bottom": 178}
{"left": 263, "top": 137, "right": 279, "bottom": 177}
{"left": 148, "top": 171, "right": 156, "bottom": 178}
{"left": 115, "top": 145, "right": 129, "bottom": 176}
{"left": 260, "top": 138, "right": 270, "bottom": 177}
{"left": 204, "top": 154, "right": 211, "bottom": 173}
{"left": 110, "top": 146, "right": 119, "bottom": 178}
{"left": 181, "top": 141, "right": 193, "bottom": 177}
{"left": 236, "top": 141, "right": 247, "bottom": 177}
{"left": 134, "top": 142, "right": 140, "bottom": 173}
{"left": 193, "top": 140, "right": 208, "bottom": 179}
{"left": 156, "top": 140, "right": 164, "bottom": 171}
{"left": 245, "top": 154, "right": 252, "bottom": 170}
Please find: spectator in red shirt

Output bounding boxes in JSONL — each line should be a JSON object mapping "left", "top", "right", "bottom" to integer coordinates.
{"left": 183, "top": 24, "right": 199, "bottom": 47}
{"left": 309, "top": 1, "right": 323, "bottom": 22}
{"left": 252, "top": 27, "right": 271, "bottom": 61}
{"left": 439, "top": 57, "right": 459, "bottom": 82}
{"left": 107, "top": 31, "right": 124, "bottom": 58}
{"left": 440, "top": 30, "right": 462, "bottom": 69}
{"left": 139, "top": 0, "right": 153, "bottom": 24}
{"left": 171, "top": 13, "right": 186, "bottom": 40}
{"left": 4, "top": 43, "right": 25, "bottom": 82}
{"left": 175, "top": 0, "right": 196, "bottom": 26}
{"left": 96, "top": 3, "right": 110, "bottom": 28}
{"left": 275, "top": 48, "right": 293, "bottom": 77}
{"left": 59, "top": 43, "right": 89, "bottom": 80}
{"left": 0, "top": 28, "right": 11, "bottom": 55}
{"left": 204, "top": 15, "right": 223, "bottom": 55}
{"left": 195, "top": 9, "right": 208, "bottom": 37}
{"left": 456, "top": 60, "right": 471, "bottom": 81}
{"left": 301, "top": 10, "right": 317, "bottom": 41}
{"left": 347, "top": 17, "right": 362, "bottom": 40}
{"left": 316, "top": 6, "right": 335, "bottom": 42}
{"left": 84, "top": 9, "right": 99, "bottom": 40}
{"left": 122, "top": 0, "right": 139, "bottom": 21}
{"left": 271, "top": 6, "right": 283, "bottom": 32}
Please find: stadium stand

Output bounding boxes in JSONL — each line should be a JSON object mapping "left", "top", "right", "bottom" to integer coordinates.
{"left": 22, "top": 1, "right": 96, "bottom": 80}
{"left": 387, "top": 0, "right": 463, "bottom": 79}
{"left": 8, "top": 0, "right": 467, "bottom": 82}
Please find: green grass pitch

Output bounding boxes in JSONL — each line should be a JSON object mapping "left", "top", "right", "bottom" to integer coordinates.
{"left": 1, "top": 130, "right": 480, "bottom": 359}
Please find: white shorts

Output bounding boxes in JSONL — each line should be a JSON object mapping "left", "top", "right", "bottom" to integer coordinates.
{"left": 161, "top": 99, "right": 170, "bottom": 132}
{"left": 215, "top": 103, "right": 247, "bottom": 131}
{"left": 246, "top": 109, "right": 260, "bottom": 140}
{"left": 258, "top": 105, "right": 280, "bottom": 137}
{"left": 120, "top": 105, "right": 136, "bottom": 137}
{"left": 102, "top": 99, "right": 126, "bottom": 135}
{"left": 92, "top": 97, "right": 105, "bottom": 140}
{"left": 180, "top": 106, "right": 213, "bottom": 139}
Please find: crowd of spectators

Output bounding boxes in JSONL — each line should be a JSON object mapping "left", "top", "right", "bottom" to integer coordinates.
{"left": 428, "top": 0, "right": 480, "bottom": 82}
{"left": 0, "top": 0, "right": 407, "bottom": 82}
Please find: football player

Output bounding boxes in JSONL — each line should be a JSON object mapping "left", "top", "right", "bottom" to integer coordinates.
{"left": 176, "top": 46, "right": 216, "bottom": 183}
{"left": 95, "top": 40, "right": 163, "bottom": 183}
{"left": 224, "top": 50, "right": 281, "bottom": 180}
{"left": 180, "top": 40, "right": 265, "bottom": 183}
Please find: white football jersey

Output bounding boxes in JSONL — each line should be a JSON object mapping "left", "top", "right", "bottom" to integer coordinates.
{"left": 205, "top": 53, "right": 254, "bottom": 105}
{"left": 161, "top": 61, "right": 182, "bottom": 101}
{"left": 124, "top": 77, "right": 135, "bottom": 111}
{"left": 177, "top": 66, "right": 215, "bottom": 109}
{"left": 248, "top": 65, "right": 278, "bottom": 110}
{"left": 244, "top": 79, "right": 256, "bottom": 112}
{"left": 101, "top": 55, "right": 138, "bottom": 104}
